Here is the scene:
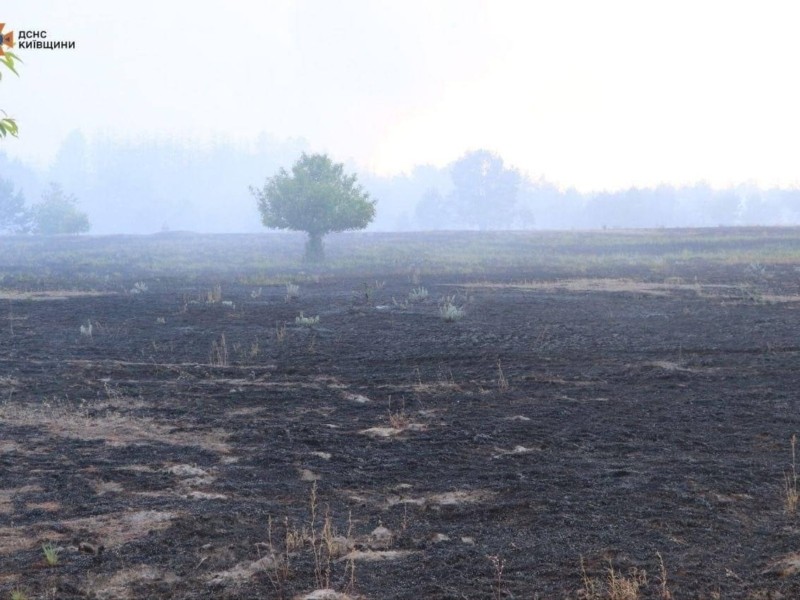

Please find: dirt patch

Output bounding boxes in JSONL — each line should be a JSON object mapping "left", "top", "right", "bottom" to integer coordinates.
{"left": 165, "top": 464, "right": 212, "bottom": 478}
{"left": 0, "top": 486, "right": 41, "bottom": 515}
{"left": 207, "top": 555, "right": 276, "bottom": 586}
{"left": 299, "top": 468, "right": 321, "bottom": 481}
{"left": 93, "top": 481, "right": 124, "bottom": 495}
{"left": 381, "top": 489, "right": 497, "bottom": 509}
{"left": 0, "top": 405, "right": 230, "bottom": 454}
{"left": 426, "top": 490, "right": 497, "bottom": 506}
{"left": 0, "top": 290, "right": 115, "bottom": 301}
{"left": 0, "top": 510, "right": 177, "bottom": 556}
{"left": 87, "top": 566, "right": 179, "bottom": 600}
{"left": 761, "top": 293, "right": 800, "bottom": 304}
{"left": 763, "top": 553, "right": 800, "bottom": 577}
{"left": 0, "top": 528, "right": 38, "bottom": 555}
{"left": 338, "top": 550, "right": 416, "bottom": 562}
{"left": 459, "top": 277, "right": 731, "bottom": 296}
{"left": 359, "top": 423, "right": 427, "bottom": 438}
{"left": 65, "top": 510, "right": 177, "bottom": 549}
{"left": 297, "top": 590, "right": 361, "bottom": 600}
{"left": 641, "top": 360, "right": 715, "bottom": 373}
{"left": 342, "top": 392, "right": 371, "bottom": 404}
{"left": 25, "top": 501, "right": 61, "bottom": 512}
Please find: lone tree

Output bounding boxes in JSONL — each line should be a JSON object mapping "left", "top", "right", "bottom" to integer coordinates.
{"left": 250, "top": 153, "right": 376, "bottom": 262}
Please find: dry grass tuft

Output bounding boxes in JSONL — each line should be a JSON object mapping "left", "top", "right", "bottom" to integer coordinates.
{"left": 286, "top": 283, "right": 300, "bottom": 301}
{"left": 209, "top": 333, "right": 228, "bottom": 367}
{"left": 579, "top": 557, "right": 651, "bottom": 600}
{"left": 87, "top": 566, "right": 178, "bottom": 600}
{"left": 656, "top": 551, "right": 672, "bottom": 600}
{"left": 487, "top": 554, "right": 505, "bottom": 600}
{"left": 387, "top": 407, "right": 411, "bottom": 430}
{"left": 606, "top": 563, "right": 646, "bottom": 600}
{"left": 206, "top": 284, "right": 222, "bottom": 304}
{"left": 261, "top": 483, "right": 359, "bottom": 599}
{"left": 496, "top": 360, "right": 509, "bottom": 391}
{"left": 785, "top": 434, "right": 798, "bottom": 515}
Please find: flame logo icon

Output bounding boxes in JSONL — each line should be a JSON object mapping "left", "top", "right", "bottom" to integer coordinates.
{"left": 0, "top": 24, "right": 14, "bottom": 56}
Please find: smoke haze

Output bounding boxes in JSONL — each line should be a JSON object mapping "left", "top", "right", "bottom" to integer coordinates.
{"left": 3, "top": 1, "right": 800, "bottom": 233}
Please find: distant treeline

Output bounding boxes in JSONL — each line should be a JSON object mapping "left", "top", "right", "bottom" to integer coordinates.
{"left": 1, "top": 132, "right": 799, "bottom": 234}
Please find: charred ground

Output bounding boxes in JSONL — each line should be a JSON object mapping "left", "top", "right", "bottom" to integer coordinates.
{"left": 1, "top": 229, "right": 800, "bottom": 599}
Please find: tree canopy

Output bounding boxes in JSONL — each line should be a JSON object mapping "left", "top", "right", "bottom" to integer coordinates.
{"left": 31, "top": 183, "right": 91, "bottom": 235}
{"left": 0, "top": 177, "right": 29, "bottom": 233}
{"left": 451, "top": 150, "right": 521, "bottom": 230}
{"left": 250, "top": 153, "right": 376, "bottom": 261}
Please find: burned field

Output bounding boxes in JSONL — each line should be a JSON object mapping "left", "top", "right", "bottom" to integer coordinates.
{"left": 1, "top": 230, "right": 800, "bottom": 598}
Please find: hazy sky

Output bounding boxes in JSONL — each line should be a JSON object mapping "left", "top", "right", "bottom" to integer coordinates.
{"left": 4, "top": 1, "right": 800, "bottom": 191}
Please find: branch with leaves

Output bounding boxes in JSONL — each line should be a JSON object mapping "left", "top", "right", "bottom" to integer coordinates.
{"left": 0, "top": 51, "right": 20, "bottom": 138}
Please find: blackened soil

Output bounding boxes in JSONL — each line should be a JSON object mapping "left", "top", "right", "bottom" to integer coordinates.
{"left": 1, "top": 263, "right": 800, "bottom": 599}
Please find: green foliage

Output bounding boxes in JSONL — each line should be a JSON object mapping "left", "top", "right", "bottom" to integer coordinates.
{"left": 31, "top": 183, "right": 91, "bottom": 235}
{"left": 250, "top": 153, "right": 376, "bottom": 261}
{"left": 0, "top": 177, "right": 30, "bottom": 233}
{"left": 41, "top": 542, "right": 60, "bottom": 566}
{"left": 0, "top": 110, "right": 18, "bottom": 138}
{"left": 0, "top": 52, "right": 21, "bottom": 139}
{"left": 0, "top": 52, "right": 20, "bottom": 77}
{"left": 415, "top": 187, "right": 452, "bottom": 229}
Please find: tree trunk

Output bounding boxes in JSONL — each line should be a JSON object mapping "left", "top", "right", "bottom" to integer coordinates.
{"left": 304, "top": 232, "right": 325, "bottom": 262}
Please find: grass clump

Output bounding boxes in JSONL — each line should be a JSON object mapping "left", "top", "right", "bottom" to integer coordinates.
{"left": 388, "top": 408, "right": 411, "bottom": 430}
{"left": 79, "top": 319, "right": 93, "bottom": 337}
{"left": 408, "top": 286, "right": 429, "bottom": 302}
{"left": 439, "top": 296, "right": 464, "bottom": 322}
{"left": 295, "top": 312, "right": 320, "bottom": 327}
{"left": 41, "top": 542, "right": 60, "bottom": 566}
{"left": 579, "top": 555, "right": 672, "bottom": 600}
{"left": 285, "top": 283, "right": 300, "bottom": 301}
{"left": 579, "top": 558, "right": 643, "bottom": 600}
{"left": 129, "top": 281, "right": 148, "bottom": 294}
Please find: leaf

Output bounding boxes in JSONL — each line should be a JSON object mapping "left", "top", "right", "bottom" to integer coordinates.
{"left": 0, "top": 53, "right": 20, "bottom": 76}
{"left": 0, "top": 118, "right": 18, "bottom": 137}
{"left": 1, "top": 60, "right": 18, "bottom": 76}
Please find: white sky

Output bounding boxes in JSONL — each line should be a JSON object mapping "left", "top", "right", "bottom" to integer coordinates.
{"left": 4, "top": 0, "right": 800, "bottom": 191}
